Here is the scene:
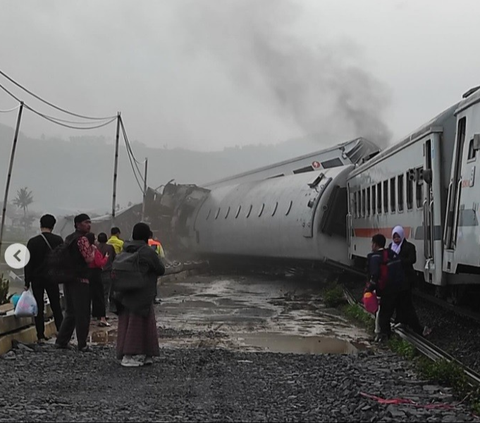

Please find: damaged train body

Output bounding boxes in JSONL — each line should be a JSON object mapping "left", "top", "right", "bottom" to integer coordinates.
{"left": 152, "top": 137, "right": 380, "bottom": 268}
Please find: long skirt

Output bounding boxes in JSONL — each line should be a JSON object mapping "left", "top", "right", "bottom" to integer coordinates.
{"left": 116, "top": 306, "right": 159, "bottom": 359}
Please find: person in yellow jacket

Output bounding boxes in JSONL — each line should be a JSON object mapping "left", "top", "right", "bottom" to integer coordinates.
{"left": 107, "top": 227, "right": 124, "bottom": 254}
{"left": 148, "top": 231, "right": 164, "bottom": 304}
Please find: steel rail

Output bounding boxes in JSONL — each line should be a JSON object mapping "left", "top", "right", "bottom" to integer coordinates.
{"left": 342, "top": 286, "right": 480, "bottom": 387}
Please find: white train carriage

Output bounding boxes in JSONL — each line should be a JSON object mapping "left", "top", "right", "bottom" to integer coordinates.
{"left": 189, "top": 165, "right": 355, "bottom": 266}
{"left": 443, "top": 87, "right": 480, "bottom": 280}
{"left": 347, "top": 102, "right": 459, "bottom": 287}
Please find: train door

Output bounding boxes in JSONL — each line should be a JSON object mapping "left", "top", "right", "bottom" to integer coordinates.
{"left": 422, "top": 132, "right": 446, "bottom": 285}
{"left": 444, "top": 117, "right": 467, "bottom": 267}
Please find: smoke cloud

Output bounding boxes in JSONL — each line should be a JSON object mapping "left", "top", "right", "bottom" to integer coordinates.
{"left": 174, "top": 0, "right": 392, "bottom": 147}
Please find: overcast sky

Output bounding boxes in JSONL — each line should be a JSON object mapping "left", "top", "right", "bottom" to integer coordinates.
{"left": 1, "top": 0, "right": 480, "bottom": 151}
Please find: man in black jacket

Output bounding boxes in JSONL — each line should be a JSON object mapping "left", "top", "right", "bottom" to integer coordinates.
{"left": 55, "top": 213, "right": 94, "bottom": 352}
{"left": 24, "top": 214, "right": 64, "bottom": 343}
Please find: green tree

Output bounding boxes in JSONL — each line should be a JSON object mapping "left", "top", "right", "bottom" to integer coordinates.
{"left": 13, "top": 187, "right": 33, "bottom": 217}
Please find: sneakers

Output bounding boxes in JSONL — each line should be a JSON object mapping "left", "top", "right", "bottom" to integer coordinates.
{"left": 144, "top": 356, "right": 153, "bottom": 365}
{"left": 79, "top": 346, "right": 93, "bottom": 353}
{"left": 121, "top": 355, "right": 144, "bottom": 367}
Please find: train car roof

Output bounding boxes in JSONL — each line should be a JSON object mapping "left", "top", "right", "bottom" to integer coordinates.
{"left": 204, "top": 137, "right": 379, "bottom": 188}
{"left": 455, "top": 85, "right": 480, "bottom": 115}
{"left": 349, "top": 102, "right": 460, "bottom": 178}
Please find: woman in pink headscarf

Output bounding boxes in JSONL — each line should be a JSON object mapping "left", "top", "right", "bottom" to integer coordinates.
{"left": 389, "top": 225, "right": 426, "bottom": 335}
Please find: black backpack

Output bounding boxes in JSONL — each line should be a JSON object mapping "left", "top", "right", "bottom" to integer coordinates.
{"left": 111, "top": 247, "right": 148, "bottom": 293}
{"left": 47, "top": 241, "right": 76, "bottom": 285}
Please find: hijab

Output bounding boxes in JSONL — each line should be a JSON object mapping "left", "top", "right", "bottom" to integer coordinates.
{"left": 391, "top": 225, "right": 405, "bottom": 254}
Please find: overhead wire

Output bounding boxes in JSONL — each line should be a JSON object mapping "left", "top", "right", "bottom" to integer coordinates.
{"left": 0, "top": 104, "right": 20, "bottom": 113}
{"left": 0, "top": 69, "right": 116, "bottom": 120}
{"left": 119, "top": 116, "right": 146, "bottom": 193}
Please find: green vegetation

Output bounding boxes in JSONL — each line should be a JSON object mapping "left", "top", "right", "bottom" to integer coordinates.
{"left": 388, "top": 336, "right": 417, "bottom": 360}
{"left": 0, "top": 274, "right": 13, "bottom": 305}
{"left": 342, "top": 303, "right": 375, "bottom": 332}
{"left": 322, "top": 284, "right": 346, "bottom": 308}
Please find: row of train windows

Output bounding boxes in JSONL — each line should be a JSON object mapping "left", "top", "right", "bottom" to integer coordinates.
{"left": 206, "top": 201, "right": 294, "bottom": 220}
{"left": 352, "top": 168, "right": 424, "bottom": 218}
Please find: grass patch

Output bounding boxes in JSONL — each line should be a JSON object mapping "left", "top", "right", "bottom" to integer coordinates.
{"left": 388, "top": 336, "right": 417, "bottom": 360}
{"left": 322, "top": 284, "right": 346, "bottom": 308}
{"left": 417, "top": 358, "right": 470, "bottom": 394}
{"left": 342, "top": 303, "right": 375, "bottom": 332}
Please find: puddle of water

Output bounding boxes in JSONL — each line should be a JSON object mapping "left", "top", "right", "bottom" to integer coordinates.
{"left": 235, "top": 333, "right": 365, "bottom": 355}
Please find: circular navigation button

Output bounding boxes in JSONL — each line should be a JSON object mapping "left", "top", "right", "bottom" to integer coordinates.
{"left": 4, "top": 243, "right": 30, "bottom": 269}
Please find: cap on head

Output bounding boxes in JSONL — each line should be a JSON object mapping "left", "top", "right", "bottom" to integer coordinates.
{"left": 74, "top": 213, "right": 91, "bottom": 228}
{"left": 40, "top": 214, "right": 56, "bottom": 230}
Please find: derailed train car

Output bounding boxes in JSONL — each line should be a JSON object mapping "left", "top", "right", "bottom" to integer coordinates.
{"left": 154, "top": 137, "right": 380, "bottom": 267}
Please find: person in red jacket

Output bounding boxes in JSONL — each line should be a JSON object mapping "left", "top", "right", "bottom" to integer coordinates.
{"left": 86, "top": 233, "right": 110, "bottom": 327}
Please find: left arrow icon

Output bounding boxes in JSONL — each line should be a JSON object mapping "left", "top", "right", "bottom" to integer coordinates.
{"left": 4, "top": 244, "right": 30, "bottom": 269}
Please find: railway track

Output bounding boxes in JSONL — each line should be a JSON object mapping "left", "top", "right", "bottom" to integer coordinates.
{"left": 342, "top": 286, "right": 480, "bottom": 387}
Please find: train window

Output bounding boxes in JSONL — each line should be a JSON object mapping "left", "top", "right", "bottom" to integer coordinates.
{"left": 390, "top": 178, "right": 396, "bottom": 212}
{"left": 215, "top": 208, "right": 221, "bottom": 219}
{"left": 206, "top": 209, "right": 211, "bottom": 220}
{"left": 367, "top": 187, "right": 371, "bottom": 216}
{"left": 352, "top": 192, "right": 357, "bottom": 218}
{"left": 225, "top": 206, "right": 230, "bottom": 219}
{"left": 293, "top": 166, "right": 314, "bottom": 174}
{"left": 246, "top": 205, "right": 253, "bottom": 218}
{"left": 321, "top": 158, "right": 343, "bottom": 169}
{"left": 416, "top": 168, "right": 423, "bottom": 208}
{"left": 377, "top": 183, "right": 382, "bottom": 214}
{"left": 235, "top": 205, "right": 242, "bottom": 218}
{"left": 286, "top": 200, "right": 293, "bottom": 216}
{"left": 361, "top": 189, "right": 365, "bottom": 217}
{"left": 258, "top": 203, "right": 265, "bottom": 217}
{"left": 406, "top": 172, "right": 414, "bottom": 210}
{"left": 272, "top": 202, "right": 278, "bottom": 216}
{"left": 468, "top": 138, "right": 477, "bottom": 161}
{"left": 398, "top": 175, "right": 404, "bottom": 212}
{"left": 383, "top": 180, "right": 388, "bottom": 213}
{"left": 371, "top": 185, "right": 376, "bottom": 215}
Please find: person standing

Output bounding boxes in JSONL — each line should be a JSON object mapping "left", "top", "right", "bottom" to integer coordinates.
{"left": 366, "top": 234, "right": 405, "bottom": 342}
{"left": 55, "top": 214, "right": 94, "bottom": 352}
{"left": 97, "top": 232, "right": 115, "bottom": 312}
{"left": 389, "top": 225, "right": 426, "bottom": 335}
{"left": 107, "top": 227, "right": 124, "bottom": 254}
{"left": 114, "top": 222, "right": 165, "bottom": 367}
{"left": 24, "top": 214, "right": 64, "bottom": 343}
{"left": 86, "top": 233, "right": 110, "bottom": 327}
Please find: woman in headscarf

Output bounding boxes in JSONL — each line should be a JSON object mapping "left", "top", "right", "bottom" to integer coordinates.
{"left": 389, "top": 225, "right": 424, "bottom": 335}
{"left": 114, "top": 222, "right": 165, "bottom": 367}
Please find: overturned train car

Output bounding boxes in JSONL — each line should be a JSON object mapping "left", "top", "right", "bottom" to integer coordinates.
{"left": 153, "top": 137, "right": 380, "bottom": 268}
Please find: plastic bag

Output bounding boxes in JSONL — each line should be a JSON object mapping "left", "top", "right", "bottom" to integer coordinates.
{"left": 362, "top": 291, "right": 378, "bottom": 314}
{"left": 14, "top": 290, "right": 38, "bottom": 317}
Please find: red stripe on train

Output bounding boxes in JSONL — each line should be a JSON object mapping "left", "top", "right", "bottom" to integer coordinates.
{"left": 353, "top": 227, "right": 411, "bottom": 238}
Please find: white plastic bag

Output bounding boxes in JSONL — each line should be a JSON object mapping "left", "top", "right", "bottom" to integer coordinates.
{"left": 14, "top": 290, "right": 38, "bottom": 317}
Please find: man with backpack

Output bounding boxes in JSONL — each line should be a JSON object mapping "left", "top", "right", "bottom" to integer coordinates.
{"left": 24, "top": 214, "right": 64, "bottom": 343}
{"left": 366, "top": 233, "right": 406, "bottom": 342}
{"left": 55, "top": 213, "right": 94, "bottom": 352}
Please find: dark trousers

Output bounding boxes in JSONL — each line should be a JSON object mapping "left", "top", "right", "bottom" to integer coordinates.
{"left": 89, "top": 268, "right": 106, "bottom": 319}
{"left": 31, "top": 279, "right": 63, "bottom": 339}
{"left": 379, "top": 290, "right": 423, "bottom": 336}
{"left": 55, "top": 280, "right": 91, "bottom": 350}
{"left": 101, "top": 271, "right": 112, "bottom": 311}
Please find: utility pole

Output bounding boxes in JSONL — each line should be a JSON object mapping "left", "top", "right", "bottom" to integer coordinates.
{"left": 0, "top": 102, "right": 24, "bottom": 253}
{"left": 111, "top": 112, "right": 121, "bottom": 226}
{"left": 142, "top": 158, "right": 148, "bottom": 222}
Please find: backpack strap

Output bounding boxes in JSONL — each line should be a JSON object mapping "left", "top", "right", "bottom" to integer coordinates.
{"left": 40, "top": 234, "right": 53, "bottom": 251}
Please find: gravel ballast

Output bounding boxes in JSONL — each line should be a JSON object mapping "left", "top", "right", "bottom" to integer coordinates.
{"left": 0, "top": 342, "right": 475, "bottom": 422}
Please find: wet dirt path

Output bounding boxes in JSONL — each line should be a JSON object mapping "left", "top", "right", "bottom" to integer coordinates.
{"left": 152, "top": 272, "right": 370, "bottom": 354}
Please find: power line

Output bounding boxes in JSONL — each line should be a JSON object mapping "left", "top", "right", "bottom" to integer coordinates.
{"left": 0, "top": 104, "right": 20, "bottom": 113}
{"left": 119, "top": 117, "right": 146, "bottom": 193}
{"left": 0, "top": 69, "right": 116, "bottom": 120}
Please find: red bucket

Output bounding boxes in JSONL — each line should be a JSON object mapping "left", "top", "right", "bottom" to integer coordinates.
{"left": 363, "top": 291, "right": 378, "bottom": 314}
